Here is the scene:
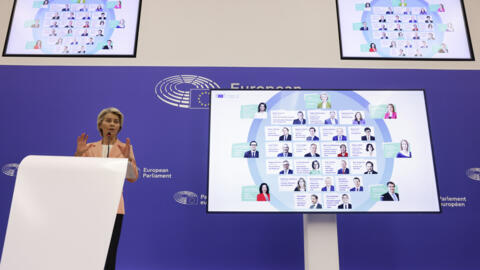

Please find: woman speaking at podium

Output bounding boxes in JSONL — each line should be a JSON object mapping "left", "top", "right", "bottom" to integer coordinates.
{"left": 74, "top": 107, "right": 138, "bottom": 270}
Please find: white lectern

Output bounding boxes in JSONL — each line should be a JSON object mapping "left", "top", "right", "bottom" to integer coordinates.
{"left": 304, "top": 214, "right": 340, "bottom": 270}
{"left": 0, "top": 156, "right": 128, "bottom": 270}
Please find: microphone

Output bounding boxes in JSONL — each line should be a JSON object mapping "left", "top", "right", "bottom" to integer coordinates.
{"left": 106, "top": 132, "right": 111, "bottom": 158}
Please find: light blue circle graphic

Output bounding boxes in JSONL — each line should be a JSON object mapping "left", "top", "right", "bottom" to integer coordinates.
{"left": 32, "top": 0, "right": 114, "bottom": 55}
{"left": 361, "top": 0, "right": 443, "bottom": 58}
{"left": 246, "top": 91, "right": 393, "bottom": 211}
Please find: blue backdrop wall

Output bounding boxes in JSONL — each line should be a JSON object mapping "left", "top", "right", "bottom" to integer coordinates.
{"left": 0, "top": 66, "right": 479, "bottom": 270}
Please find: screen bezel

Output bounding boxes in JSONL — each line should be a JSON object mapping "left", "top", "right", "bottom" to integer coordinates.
{"left": 207, "top": 89, "right": 442, "bottom": 214}
{"left": 335, "top": 0, "right": 475, "bottom": 61}
{"left": 2, "top": 0, "right": 143, "bottom": 58}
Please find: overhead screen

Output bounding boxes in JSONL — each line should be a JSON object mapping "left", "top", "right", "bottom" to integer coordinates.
{"left": 3, "top": 0, "right": 141, "bottom": 56}
{"left": 336, "top": 0, "right": 474, "bottom": 60}
{"left": 208, "top": 90, "right": 440, "bottom": 213}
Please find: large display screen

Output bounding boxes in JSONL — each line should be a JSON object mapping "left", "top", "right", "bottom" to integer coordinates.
{"left": 208, "top": 90, "right": 440, "bottom": 213}
{"left": 336, "top": 0, "right": 474, "bottom": 60}
{"left": 3, "top": 0, "right": 141, "bottom": 56}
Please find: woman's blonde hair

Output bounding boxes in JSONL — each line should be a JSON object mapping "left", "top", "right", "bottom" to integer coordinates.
{"left": 97, "top": 107, "right": 124, "bottom": 136}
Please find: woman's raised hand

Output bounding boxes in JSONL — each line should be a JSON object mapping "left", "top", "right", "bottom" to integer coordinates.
{"left": 118, "top": 137, "right": 131, "bottom": 160}
{"left": 75, "top": 133, "right": 95, "bottom": 156}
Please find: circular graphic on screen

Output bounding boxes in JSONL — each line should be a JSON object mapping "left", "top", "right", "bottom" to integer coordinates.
{"left": 245, "top": 91, "right": 393, "bottom": 211}
{"left": 31, "top": 0, "right": 115, "bottom": 54}
{"left": 360, "top": 0, "right": 444, "bottom": 58}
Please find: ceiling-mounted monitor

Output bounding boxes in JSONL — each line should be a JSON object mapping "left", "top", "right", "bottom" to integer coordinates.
{"left": 3, "top": 0, "right": 141, "bottom": 57}
{"left": 336, "top": 0, "right": 474, "bottom": 60}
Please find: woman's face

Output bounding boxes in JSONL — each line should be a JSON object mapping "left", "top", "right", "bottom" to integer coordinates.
{"left": 367, "top": 145, "right": 373, "bottom": 151}
{"left": 100, "top": 112, "right": 121, "bottom": 137}
{"left": 388, "top": 104, "right": 393, "bottom": 112}
{"left": 355, "top": 112, "right": 361, "bottom": 120}
{"left": 261, "top": 185, "right": 267, "bottom": 193}
{"left": 401, "top": 141, "right": 408, "bottom": 151}
{"left": 299, "top": 180, "right": 306, "bottom": 188}
{"left": 313, "top": 162, "right": 319, "bottom": 169}
{"left": 340, "top": 145, "right": 346, "bottom": 152}
{"left": 320, "top": 94, "right": 328, "bottom": 102}
{"left": 259, "top": 104, "right": 266, "bottom": 111}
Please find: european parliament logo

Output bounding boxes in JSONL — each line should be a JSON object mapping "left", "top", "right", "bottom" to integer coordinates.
{"left": 466, "top": 168, "right": 480, "bottom": 181}
{"left": 173, "top": 191, "right": 199, "bottom": 205}
{"left": 155, "top": 75, "right": 220, "bottom": 109}
{"left": 2, "top": 163, "right": 19, "bottom": 177}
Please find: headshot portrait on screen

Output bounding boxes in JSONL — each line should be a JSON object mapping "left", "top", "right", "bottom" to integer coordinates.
{"left": 333, "top": 128, "right": 347, "bottom": 141}
{"left": 379, "top": 16, "right": 386, "bottom": 23}
{"left": 384, "top": 103, "right": 397, "bottom": 119}
{"left": 446, "top": 23, "right": 454, "bottom": 32}
{"left": 62, "top": 4, "right": 70, "bottom": 11}
{"left": 361, "top": 127, "right": 375, "bottom": 141}
{"left": 115, "top": 1, "right": 123, "bottom": 9}
{"left": 277, "top": 144, "right": 292, "bottom": 157}
{"left": 103, "top": 40, "right": 113, "bottom": 50}
{"left": 399, "top": 0, "right": 407, "bottom": 7}
{"left": 317, "top": 93, "right": 331, "bottom": 109}
{"left": 257, "top": 183, "right": 270, "bottom": 201}
{"left": 366, "top": 143, "right": 375, "bottom": 156}
{"left": 350, "top": 177, "right": 364, "bottom": 192}
{"left": 379, "top": 24, "right": 387, "bottom": 31}
{"left": 306, "top": 127, "right": 319, "bottom": 141}
{"left": 338, "top": 194, "right": 352, "bottom": 209}
{"left": 369, "top": 43, "right": 377, "bottom": 53}
{"left": 31, "top": 19, "right": 40, "bottom": 28}
{"left": 244, "top": 141, "right": 259, "bottom": 158}
{"left": 438, "top": 3, "right": 445, "bottom": 12}
{"left": 279, "top": 127, "right": 292, "bottom": 141}
{"left": 310, "top": 195, "right": 322, "bottom": 209}
{"left": 396, "top": 139, "right": 412, "bottom": 158}
{"left": 99, "top": 12, "right": 107, "bottom": 20}
{"left": 294, "top": 178, "right": 307, "bottom": 192}
{"left": 360, "top": 22, "right": 369, "bottom": 31}
{"left": 381, "top": 181, "right": 400, "bottom": 201}
{"left": 352, "top": 112, "right": 365, "bottom": 125}
{"left": 386, "top": 7, "right": 393, "bottom": 14}
{"left": 280, "top": 160, "right": 294, "bottom": 175}
{"left": 364, "top": 161, "right": 378, "bottom": 174}
{"left": 34, "top": 40, "right": 42, "bottom": 50}
{"left": 337, "top": 160, "right": 350, "bottom": 175}
{"left": 74, "top": 107, "right": 139, "bottom": 270}
{"left": 438, "top": 43, "right": 449, "bottom": 53}
{"left": 65, "top": 21, "right": 74, "bottom": 28}
{"left": 77, "top": 46, "right": 86, "bottom": 54}
{"left": 293, "top": 111, "right": 306, "bottom": 125}
{"left": 255, "top": 102, "right": 267, "bottom": 119}
{"left": 338, "top": 144, "right": 348, "bottom": 157}
{"left": 321, "top": 177, "right": 335, "bottom": 192}
{"left": 304, "top": 143, "right": 320, "bottom": 157}
{"left": 310, "top": 160, "right": 321, "bottom": 175}
{"left": 324, "top": 111, "right": 338, "bottom": 125}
